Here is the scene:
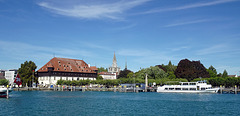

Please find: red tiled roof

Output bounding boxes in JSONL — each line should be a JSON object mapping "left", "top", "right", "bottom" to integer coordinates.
{"left": 90, "top": 66, "right": 98, "bottom": 71}
{"left": 99, "top": 72, "right": 115, "bottom": 75}
{"left": 37, "top": 57, "right": 97, "bottom": 73}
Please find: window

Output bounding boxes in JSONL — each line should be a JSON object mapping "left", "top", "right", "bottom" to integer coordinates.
{"left": 201, "top": 88, "right": 206, "bottom": 90}
{"left": 175, "top": 88, "right": 181, "bottom": 90}
{"left": 164, "top": 88, "right": 169, "bottom": 90}
{"left": 190, "top": 88, "right": 196, "bottom": 90}
{"left": 182, "top": 88, "right": 188, "bottom": 90}
{"left": 183, "top": 83, "right": 188, "bottom": 85}
{"left": 190, "top": 83, "right": 196, "bottom": 85}
{"left": 169, "top": 88, "right": 174, "bottom": 90}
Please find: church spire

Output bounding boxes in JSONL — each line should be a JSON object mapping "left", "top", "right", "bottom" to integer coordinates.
{"left": 112, "top": 52, "right": 117, "bottom": 67}
{"left": 125, "top": 58, "right": 127, "bottom": 70}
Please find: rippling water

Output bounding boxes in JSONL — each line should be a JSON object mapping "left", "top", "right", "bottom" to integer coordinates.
{"left": 1, "top": 91, "right": 240, "bottom": 116}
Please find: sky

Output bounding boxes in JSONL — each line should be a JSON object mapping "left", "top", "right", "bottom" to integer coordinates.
{"left": 0, "top": 0, "right": 240, "bottom": 75}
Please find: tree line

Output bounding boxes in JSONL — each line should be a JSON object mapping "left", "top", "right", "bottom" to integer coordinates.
{"left": 8, "top": 59, "right": 238, "bottom": 87}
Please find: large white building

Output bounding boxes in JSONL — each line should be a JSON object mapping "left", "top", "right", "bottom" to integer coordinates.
{"left": 5, "top": 69, "right": 18, "bottom": 85}
{"left": 37, "top": 57, "right": 98, "bottom": 87}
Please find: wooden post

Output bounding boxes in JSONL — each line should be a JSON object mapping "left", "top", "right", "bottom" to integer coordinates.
{"left": 82, "top": 86, "right": 85, "bottom": 92}
{"left": 145, "top": 73, "right": 148, "bottom": 92}
{"left": 220, "top": 85, "right": 223, "bottom": 94}
{"left": 235, "top": 85, "right": 237, "bottom": 94}
{"left": 119, "top": 86, "right": 122, "bottom": 92}
{"left": 136, "top": 85, "right": 139, "bottom": 93}
{"left": 124, "top": 85, "right": 127, "bottom": 92}
{"left": 6, "top": 85, "right": 9, "bottom": 99}
{"left": 71, "top": 86, "right": 73, "bottom": 91}
{"left": 114, "top": 86, "right": 116, "bottom": 92}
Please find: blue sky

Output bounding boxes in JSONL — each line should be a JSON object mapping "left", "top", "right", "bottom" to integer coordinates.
{"left": 0, "top": 0, "right": 240, "bottom": 75}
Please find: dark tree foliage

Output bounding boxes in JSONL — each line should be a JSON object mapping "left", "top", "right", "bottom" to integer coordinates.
{"left": 118, "top": 69, "right": 133, "bottom": 79}
{"left": 174, "top": 59, "right": 210, "bottom": 81}
{"left": 222, "top": 70, "right": 228, "bottom": 78}
{"left": 18, "top": 61, "right": 37, "bottom": 87}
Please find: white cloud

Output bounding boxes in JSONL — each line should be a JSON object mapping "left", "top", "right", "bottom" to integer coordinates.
{"left": 196, "top": 44, "right": 228, "bottom": 55}
{"left": 0, "top": 40, "right": 94, "bottom": 60}
{"left": 141, "top": 0, "right": 237, "bottom": 14}
{"left": 164, "top": 19, "right": 211, "bottom": 27}
{"left": 38, "top": 0, "right": 150, "bottom": 20}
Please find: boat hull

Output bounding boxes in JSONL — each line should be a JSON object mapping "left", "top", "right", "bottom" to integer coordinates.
{"left": 157, "top": 88, "right": 220, "bottom": 93}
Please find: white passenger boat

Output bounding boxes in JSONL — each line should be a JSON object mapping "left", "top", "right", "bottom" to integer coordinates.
{"left": 157, "top": 81, "right": 219, "bottom": 93}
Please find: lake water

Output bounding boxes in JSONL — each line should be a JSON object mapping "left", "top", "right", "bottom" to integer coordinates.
{"left": 1, "top": 91, "right": 240, "bottom": 116}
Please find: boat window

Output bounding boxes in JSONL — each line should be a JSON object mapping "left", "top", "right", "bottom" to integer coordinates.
{"left": 201, "top": 88, "right": 206, "bottom": 90}
{"left": 182, "top": 88, "right": 188, "bottom": 90}
{"left": 190, "top": 83, "right": 196, "bottom": 85}
{"left": 175, "top": 88, "right": 181, "bottom": 90}
{"left": 164, "top": 88, "right": 168, "bottom": 90}
{"left": 169, "top": 88, "right": 174, "bottom": 90}
{"left": 208, "top": 87, "right": 212, "bottom": 89}
{"left": 183, "top": 83, "right": 188, "bottom": 85}
{"left": 190, "top": 88, "right": 196, "bottom": 90}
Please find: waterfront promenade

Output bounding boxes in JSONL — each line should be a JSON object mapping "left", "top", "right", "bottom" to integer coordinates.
{"left": 13, "top": 86, "right": 240, "bottom": 94}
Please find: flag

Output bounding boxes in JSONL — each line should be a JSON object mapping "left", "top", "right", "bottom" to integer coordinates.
{"left": 14, "top": 73, "right": 22, "bottom": 86}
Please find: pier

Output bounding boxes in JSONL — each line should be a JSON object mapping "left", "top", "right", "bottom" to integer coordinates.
{"left": 11, "top": 85, "right": 240, "bottom": 94}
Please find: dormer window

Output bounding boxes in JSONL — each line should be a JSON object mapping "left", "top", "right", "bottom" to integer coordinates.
{"left": 58, "top": 61, "right": 61, "bottom": 63}
{"left": 79, "top": 66, "right": 81, "bottom": 68}
{"left": 57, "top": 68, "right": 59, "bottom": 70}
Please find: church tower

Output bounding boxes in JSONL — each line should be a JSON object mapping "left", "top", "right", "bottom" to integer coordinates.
{"left": 108, "top": 52, "right": 120, "bottom": 75}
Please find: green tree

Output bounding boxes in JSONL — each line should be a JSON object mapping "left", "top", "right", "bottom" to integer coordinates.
{"left": 18, "top": 61, "right": 37, "bottom": 87}
{"left": 135, "top": 66, "right": 167, "bottom": 79}
{"left": 97, "top": 67, "right": 108, "bottom": 73}
{"left": 96, "top": 74, "right": 103, "bottom": 80}
{"left": 222, "top": 70, "right": 228, "bottom": 78}
{"left": 207, "top": 65, "right": 217, "bottom": 78}
{"left": 0, "top": 79, "right": 9, "bottom": 86}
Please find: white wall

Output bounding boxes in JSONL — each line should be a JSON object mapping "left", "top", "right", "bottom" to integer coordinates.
{"left": 38, "top": 76, "right": 96, "bottom": 86}
{"left": 5, "top": 71, "right": 17, "bottom": 84}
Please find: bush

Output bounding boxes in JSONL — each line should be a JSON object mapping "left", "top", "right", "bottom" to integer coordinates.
{"left": 0, "top": 79, "right": 9, "bottom": 86}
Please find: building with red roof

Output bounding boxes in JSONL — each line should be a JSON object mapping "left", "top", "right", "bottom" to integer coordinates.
{"left": 37, "top": 57, "right": 98, "bottom": 86}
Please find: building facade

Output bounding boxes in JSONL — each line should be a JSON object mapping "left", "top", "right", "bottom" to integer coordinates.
{"left": 37, "top": 57, "right": 98, "bottom": 86}
{"left": 4, "top": 69, "right": 18, "bottom": 85}
{"left": 99, "top": 72, "right": 116, "bottom": 80}
{"left": 0, "top": 70, "right": 6, "bottom": 79}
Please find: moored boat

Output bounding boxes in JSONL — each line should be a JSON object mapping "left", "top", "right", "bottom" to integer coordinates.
{"left": 157, "top": 81, "right": 219, "bottom": 93}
